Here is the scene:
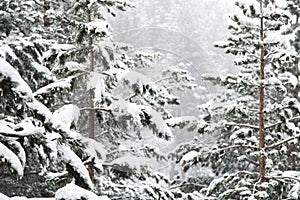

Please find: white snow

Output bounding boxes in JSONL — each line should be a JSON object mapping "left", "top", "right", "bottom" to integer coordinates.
{"left": 50, "top": 43, "right": 75, "bottom": 51}
{"left": 109, "top": 100, "right": 172, "bottom": 138}
{"left": 55, "top": 183, "right": 110, "bottom": 200}
{"left": 83, "top": 138, "right": 108, "bottom": 161}
{"left": 31, "top": 62, "right": 52, "bottom": 80}
{"left": 0, "top": 142, "right": 24, "bottom": 177}
{"left": 0, "top": 193, "right": 9, "bottom": 200}
{"left": 288, "top": 182, "right": 300, "bottom": 199}
{"left": 123, "top": 71, "right": 151, "bottom": 91}
{"left": 179, "top": 151, "right": 199, "bottom": 166}
{"left": 282, "top": 171, "right": 300, "bottom": 178}
{"left": 0, "top": 58, "right": 33, "bottom": 99}
{"left": 165, "top": 116, "right": 198, "bottom": 127}
{"left": 0, "top": 40, "right": 18, "bottom": 60}
{"left": 27, "top": 99, "right": 53, "bottom": 122}
{"left": 8, "top": 140, "right": 26, "bottom": 167}
{"left": 58, "top": 145, "right": 94, "bottom": 190}
{"left": 86, "top": 72, "right": 106, "bottom": 104}
{"left": 111, "top": 155, "right": 152, "bottom": 172}
{"left": 15, "top": 118, "right": 45, "bottom": 136}
{"left": 34, "top": 76, "right": 75, "bottom": 96}
{"left": 0, "top": 120, "right": 18, "bottom": 136}
{"left": 146, "top": 107, "right": 173, "bottom": 138}
{"left": 86, "top": 19, "right": 110, "bottom": 35}
{"left": 53, "top": 104, "right": 80, "bottom": 130}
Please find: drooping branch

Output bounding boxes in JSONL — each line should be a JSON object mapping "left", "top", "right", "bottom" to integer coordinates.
{"left": 0, "top": 132, "right": 22, "bottom": 138}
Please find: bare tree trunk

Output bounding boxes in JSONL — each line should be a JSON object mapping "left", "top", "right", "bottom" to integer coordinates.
{"left": 293, "top": 0, "right": 299, "bottom": 99}
{"left": 290, "top": 0, "right": 299, "bottom": 164}
{"left": 258, "top": 0, "right": 266, "bottom": 182}
{"left": 88, "top": 9, "right": 95, "bottom": 139}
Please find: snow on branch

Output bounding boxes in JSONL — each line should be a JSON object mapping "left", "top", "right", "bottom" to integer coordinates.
{"left": 226, "top": 122, "right": 259, "bottom": 130}
{"left": 265, "top": 116, "right": 300, "bottom": 129}
{"left": 266, "top": 133, "right": 300, "bottom": 150}
{"left": 0, "top": 58, "right": 33, "bottom": 99}
{"left": 58, "top": 145, "right": 94, "bottom": 190}
{"left": 55, "top": 183, "right": 110, "bottom": 200}
{"left": 0, "top": 142, "right": 24, "bottom": 178}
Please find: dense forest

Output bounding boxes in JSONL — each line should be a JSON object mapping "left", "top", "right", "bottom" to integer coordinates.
{"left": 0, "top": 0, "right": 299, "bottom": 199}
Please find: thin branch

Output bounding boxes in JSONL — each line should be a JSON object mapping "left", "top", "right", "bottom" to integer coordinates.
{"left": 244, "top": 157, "right": 259, "bottom": 166}
{"left": 225, "top": 122, "right": 259, "bottom": 130}
{"left": 215, "top": 144, "right": 259, "bottom": 153}
{"left": 266, "top": 134, "right": 300, "bottom": 150}
{"left": 265, "top": 116, "right": 300, "bottom": 129}
{"left": 169, "top": 182, "right": 206, "bottom": 190}
{"left": 80, "top": 107, "right": 118, "bottom": 126}
{"left": 80, "top": 107, "right": 113, "bottom": 113}
{"left": 236, "top": 170, "right": 258, "bottom": 177}
{"left": 0, "top": 132, "right": 23, "bottom": 138}
{"left": 265, "top": 175, "right": 300, "bottom": 182}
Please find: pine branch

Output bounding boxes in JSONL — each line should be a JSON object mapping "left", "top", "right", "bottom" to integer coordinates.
{"left": 168, "top": 182, "right": 206, "bottom": 190}
{"left": 226, "top": 122, "right": 259, "bottom": 130}
{"left": 215, "top": 145, "right": 259, "bottom": 153}
{"left": 80, "top": 107, "right": 116, "bottom": 121}
{"left": 265, "top": 175, "right": 300, "bottom": 182}
{"left": 0, "top": 131, "right": 22, "bottom": 138}
{"left": 265, "top": 116, "right": 300, "bottom": 129}
{"left": 244, "top": 157, "right": 259, "bottom": 166}
{"left": 80, "top": 107, "right": 113, "bottom": 114}
{"left": 236, "top": 170, "right": 258, "bottom": 177}
{"left": 266, "top": 134, "right": 300, "bottom": 150}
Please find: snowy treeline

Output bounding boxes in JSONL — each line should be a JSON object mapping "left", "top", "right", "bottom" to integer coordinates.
{"left": 0, "top": 0, "right": 299, "bottom": 200}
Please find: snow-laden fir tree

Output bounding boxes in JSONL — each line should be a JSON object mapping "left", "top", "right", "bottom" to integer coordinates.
{"left": 1, "top": 1, "right": 198, "bottom": 199}
{"left": 173, "top": 0, "right": 300, "bottom": 199}
{"left": 0, "top": 1, "right": 127, "bottom": 199}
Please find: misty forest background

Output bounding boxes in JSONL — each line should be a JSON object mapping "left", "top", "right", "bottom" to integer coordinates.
{"left": 0, "top": 0, "right": 300, "bottom": 199}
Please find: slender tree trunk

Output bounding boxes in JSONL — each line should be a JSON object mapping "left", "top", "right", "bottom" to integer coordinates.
{"left": 290, "top": 0, "right": 299, "bottom": 165}
{"left": 258, "top": 0, "right": 266, "bottom": 182}
{"left": 88, "top": 9, "right": 95, "bottom": 139}
{"left": 293, "top": 0, "right": 299, "bottom": 99}
{"left": 43, "top": 1, "right": 50, "bottom": 27}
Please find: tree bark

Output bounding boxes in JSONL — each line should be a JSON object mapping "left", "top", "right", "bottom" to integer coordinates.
{"left": 88, "top": 9, "right": 95, "bottom": 139}
{"left": 293, "top": 0, "right": 299, "bottom": 99}
{"left": 258, "top": 0, "right": 266, "bottom": 182}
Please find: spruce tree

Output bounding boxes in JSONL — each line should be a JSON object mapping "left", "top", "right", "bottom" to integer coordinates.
{"left": 174, "top": 0, "right": 300, "bottom": 199}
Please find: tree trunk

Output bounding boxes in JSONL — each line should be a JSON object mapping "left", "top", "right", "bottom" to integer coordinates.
{"left": 88, "top": 9, "right": 95, "bottom": 139}
{"left": 293, "top": 0, "right": 299, "bottom": 99}
{"left": 258, "top": 0, "right": 266, "bottom": 182}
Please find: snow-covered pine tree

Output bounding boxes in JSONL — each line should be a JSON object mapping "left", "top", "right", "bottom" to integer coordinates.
{"left": 174, "top": 0, "right": 300, "bottom": 199}
{"left": 283, "top": 0, "right": 300, "bottom": 98}
{"left": 0, "top": 1, "right": 109, "bottom": 198}
{"left": 32, "top": 0, "right": 197, "bottom": 199}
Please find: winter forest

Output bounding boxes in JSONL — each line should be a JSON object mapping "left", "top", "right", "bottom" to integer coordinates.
{"left": 0, "top": 0, "right": 299, "bottom": 199}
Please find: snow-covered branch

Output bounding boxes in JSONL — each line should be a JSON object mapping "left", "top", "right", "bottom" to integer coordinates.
{"left": 266, "top": 134, "right": 300, "bottom": 150}
{"left": 265, "top": 176, "right": 300, "bottom": 183}
{"left": 215, "top": 145, "right": 259, "bottom": 153}
{"left": 80, "top": 107, "right": 113, "bottom": 114}
{"left": 265, "top": 116, "right": 300, "bottom": 129}
{"left": 226, "top": 122, "right": 259, "bottom": 130}
{"left": 0, "top": 132, "right": 22, "bottom": 138}
{"left": 168, "top": 182, "right": 206, "bottom": 190}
